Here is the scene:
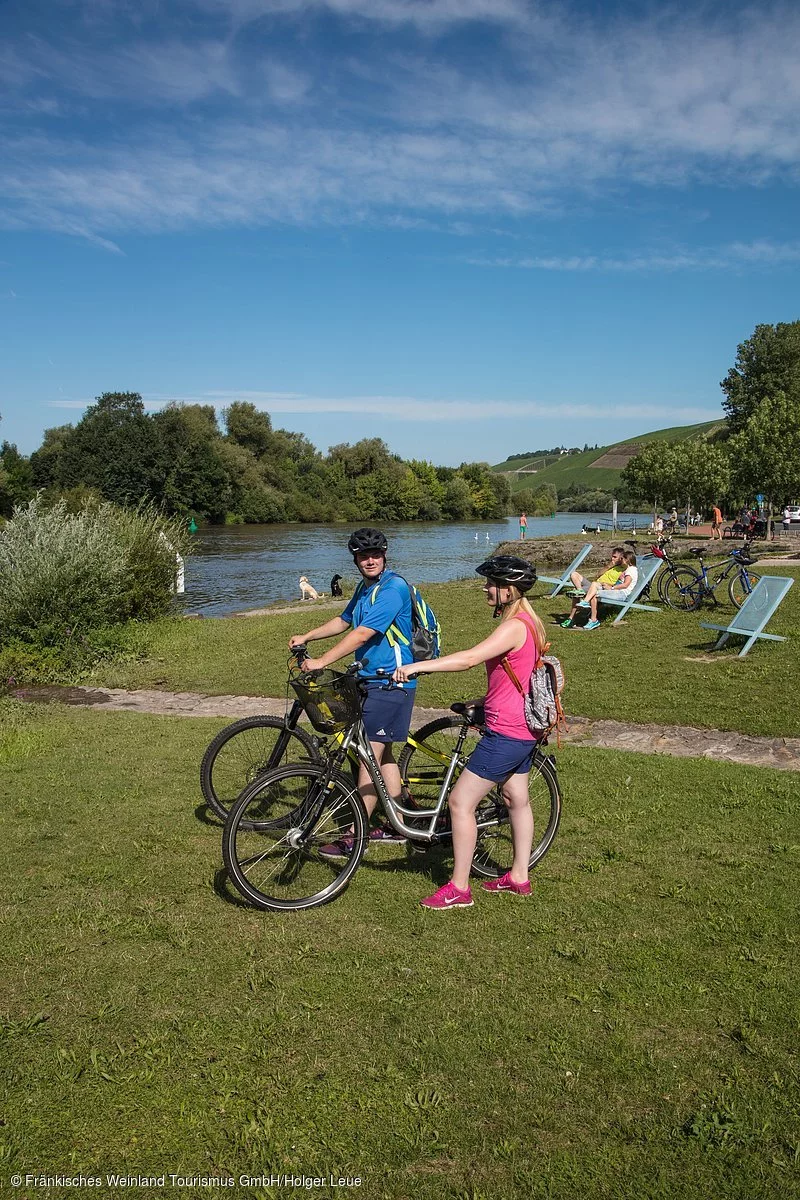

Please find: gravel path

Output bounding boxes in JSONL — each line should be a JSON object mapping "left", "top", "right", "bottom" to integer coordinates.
{"left": 12, "top": 685, "right": 800, "bottom": 773}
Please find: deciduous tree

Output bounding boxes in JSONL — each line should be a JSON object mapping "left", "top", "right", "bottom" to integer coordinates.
{"left": 728, "top": 391, "right": 800, "bottom": 514}
{"left": 721, "top": 321, "right": 800, "bottom": 433}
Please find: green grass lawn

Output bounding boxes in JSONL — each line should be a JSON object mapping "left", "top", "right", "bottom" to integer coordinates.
{"left": 2, "top": 701, "right": 799, "bottom": 1199}
{"left": 87, "top": 566, "right": 800, "bottom": 739}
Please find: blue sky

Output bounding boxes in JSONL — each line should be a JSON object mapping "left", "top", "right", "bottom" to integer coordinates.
{"left": 1, "top": 0, "right": 799, "bottom": 464}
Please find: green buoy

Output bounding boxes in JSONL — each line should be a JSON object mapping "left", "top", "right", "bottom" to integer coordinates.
{"left": 189, "top": 518, "right": 198, "bottom": 534}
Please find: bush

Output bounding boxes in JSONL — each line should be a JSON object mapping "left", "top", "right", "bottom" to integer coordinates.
{"left": 0, "top": 497, "right": 190, "bottom": 645}
{"left": 0, "top": 623, "right": 153, "bottom": 686}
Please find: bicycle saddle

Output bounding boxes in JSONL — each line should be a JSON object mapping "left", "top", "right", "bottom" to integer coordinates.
{"left": 450, "top": 698, "right": 486, "bottom": 726}
{"left": 689, "top": 547, "right": 705, "bottom": 556}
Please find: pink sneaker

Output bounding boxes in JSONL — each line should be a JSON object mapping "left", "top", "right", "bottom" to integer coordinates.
{"left": 481, "top": 872, "right": 532, "bottom": 897}
{"left": 420, "top": 881, "right": 474, "bottom": 909}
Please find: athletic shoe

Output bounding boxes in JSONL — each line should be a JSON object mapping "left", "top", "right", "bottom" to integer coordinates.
{"left": 583, "top": 619, "right": 600, "bottom": 630}
{"left": 420, "top": 881, "right": 474, "bottom": 909}
{"left": 481, "top": 871, "right": 532, "bottom": 897}
{"left": 369, "top": 824, "right": 406, "bottom": 845}
{"left": 567, "top": 588, "right": 586, "bottom": 597}
{"left": 318, "top": 836, "right": 355, "bottom": 858}
{"left": 560, "top": 618, "right": 574, "bottom": 629}
{"left": 577, "top": 600, "right": 591, "bottom": 609}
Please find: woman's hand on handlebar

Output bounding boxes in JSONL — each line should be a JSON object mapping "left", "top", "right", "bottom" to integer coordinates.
{"left": 393, "top": 663, "right": 420, "bottom": 683}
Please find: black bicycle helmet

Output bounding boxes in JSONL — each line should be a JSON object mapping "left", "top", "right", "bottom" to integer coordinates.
{"left": 476, "top": 555, "right": 537, "bottom": 591}
{"left": 347, "top": 527, "right": 388, "bottom": 555}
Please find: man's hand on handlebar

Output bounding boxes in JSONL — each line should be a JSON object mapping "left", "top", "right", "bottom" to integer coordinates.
{"left": 300, "top": 655, "right": 327, "bottom": 671}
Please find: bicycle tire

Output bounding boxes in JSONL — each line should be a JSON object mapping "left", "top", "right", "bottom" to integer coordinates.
{"left": 401, "top": 718, "right": 562, "bottom": 878}
{"left": 728, "top": 568, "right": 761, "bottom": 609}
{"left": 663, "top": 567, "right": 704, "bottom": 612}
{"left": 398, "top": 715, "right": 482, "bottom": 811}
{"left": 223, "top": 762, "right": 368, "bottom": 912}
{"left": 655, "top": 564, "right": 677, "bottom": 604}
{"left": 470, "top": 752, "right": 562, "bottom": 879}
{"left": 201, "top": 716, "right": 320, "bottom": 823}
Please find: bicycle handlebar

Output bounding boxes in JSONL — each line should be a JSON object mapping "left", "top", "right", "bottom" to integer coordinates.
{"left": 288, "top": 643, "right": 401, "bottom": 689}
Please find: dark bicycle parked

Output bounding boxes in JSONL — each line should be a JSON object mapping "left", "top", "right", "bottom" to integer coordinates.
{"left": 662, "top": 541, "right": 760, "bottom": 612}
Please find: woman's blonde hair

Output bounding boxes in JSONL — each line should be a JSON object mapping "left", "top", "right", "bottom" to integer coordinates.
{"left": 503, "top": 587, "right": 547, "bottom": 653}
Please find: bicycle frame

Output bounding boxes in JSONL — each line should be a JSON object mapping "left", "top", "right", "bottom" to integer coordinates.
{"left": 323, "top": 712, "right": 549, "bottom": 846}
{"left": 690, "top": 547, "right": 753, "bottom": 604}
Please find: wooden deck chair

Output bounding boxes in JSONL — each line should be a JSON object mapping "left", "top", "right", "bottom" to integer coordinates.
{"left": 595, "top": 553, "right": 662, "bottom": 626}
{"left": 699, "top": 575, "right": 794, "bottom": 657}
{"left": 538, "top": 543, "right": 593, "bottom": 598}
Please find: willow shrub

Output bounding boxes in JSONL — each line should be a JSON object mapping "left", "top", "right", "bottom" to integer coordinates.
{"left": 0, "top": 497, "right": 190, "bottom": 645}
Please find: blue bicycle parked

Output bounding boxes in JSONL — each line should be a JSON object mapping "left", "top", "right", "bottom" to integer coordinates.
{"left": 662, "top": 541, "right": 760, "bottom": 612}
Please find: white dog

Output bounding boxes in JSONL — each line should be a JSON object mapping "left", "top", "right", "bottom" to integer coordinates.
{"left": 299, "top": 576, "right": 324, "bottom": 601}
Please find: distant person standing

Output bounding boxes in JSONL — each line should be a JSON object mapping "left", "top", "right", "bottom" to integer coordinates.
{"left": 710, "top": 503, "right": 723, "bottom": 540}
{"left": 783, "top": 507, "right": 792, "bottom": 534}
{"left": 519, "top": 511, "right": 528, "bottom": 540}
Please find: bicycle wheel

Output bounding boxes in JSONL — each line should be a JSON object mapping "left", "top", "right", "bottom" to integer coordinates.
{"left": 663, "top": 567, "right": 704, "bottom": 612}
{"left": 655, "top": 564, "right": 674, "bottom": 604}
{"left": 223, "top": 763, "right": 368, "bottom": 912}
{"left": 398, "top": 716, "right": 481, "bottom": 810}
{"left": 470, "top": 752, "right": 562, "bottom": 879}
{"left": 728, "top": 568, "right": 761, "bottom": 609}
{"left": 201, "top": 716, "right": 320, "bottom": 823}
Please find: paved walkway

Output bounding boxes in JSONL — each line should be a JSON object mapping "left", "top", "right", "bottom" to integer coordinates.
{"left": 12, "top": 685, "right": 800, "bottom": 773}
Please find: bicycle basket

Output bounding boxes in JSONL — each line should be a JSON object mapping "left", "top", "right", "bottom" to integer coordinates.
{"left": 290, "top": 670, "right": 363, "bottom": 733}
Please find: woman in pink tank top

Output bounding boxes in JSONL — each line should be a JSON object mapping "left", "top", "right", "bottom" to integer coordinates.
{"left": 394, "top": 556, "right": 547, "bottom": 910}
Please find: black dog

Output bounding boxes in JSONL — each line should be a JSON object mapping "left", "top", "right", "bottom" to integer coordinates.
{"left": 330, "top": 574, "right": 343, "bottom": 598}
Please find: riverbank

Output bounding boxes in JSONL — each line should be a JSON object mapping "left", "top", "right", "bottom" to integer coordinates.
{"left": 13, "top": 569, "right": 797, "bottom": 739}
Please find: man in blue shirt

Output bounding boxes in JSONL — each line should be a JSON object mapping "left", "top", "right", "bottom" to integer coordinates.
{"left": 288, "top": 528, "right": 416, "bottom": 844}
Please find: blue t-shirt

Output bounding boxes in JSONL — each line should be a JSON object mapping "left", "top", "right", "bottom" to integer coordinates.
{"left": 341, "top": 569, "right": 416, "bottom": 688}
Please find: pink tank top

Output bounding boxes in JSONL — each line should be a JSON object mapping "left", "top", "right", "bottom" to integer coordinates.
{"left": 484, "top": 614, "right": 540, "bottom": 741}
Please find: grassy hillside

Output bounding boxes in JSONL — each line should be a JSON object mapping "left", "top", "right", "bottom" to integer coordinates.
{"left": 494, "top": 419, "right": 725, "bottom": 495}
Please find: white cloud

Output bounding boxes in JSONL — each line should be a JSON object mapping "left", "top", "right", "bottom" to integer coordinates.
{"left": 141, "top": 389, "right": 719, "bottom": 424}
{"left": 3, "top": 2, "right": 800, "bottom": 240}
{"left": 468, "top": 240, "right": 800, "bottom": 273}
{"left": 194, "top": 0, "right": 531, "bottom": 31}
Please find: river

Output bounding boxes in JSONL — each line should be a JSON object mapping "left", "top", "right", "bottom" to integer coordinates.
{"left": 181, "top": 513, "right": 652, "bottom": 616}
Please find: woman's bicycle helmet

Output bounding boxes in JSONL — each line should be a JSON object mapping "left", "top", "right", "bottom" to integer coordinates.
{"left": 476, "top": 556, "right": 537, "bottom": 591}
{"left": 347, "top": 527, "right": 388, "bottom": 555}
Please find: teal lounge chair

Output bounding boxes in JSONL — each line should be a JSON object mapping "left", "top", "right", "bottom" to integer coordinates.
{"left": 538, "top": 543, "right": 593, "bottom": 598}
{"left": 699, "top": 575, "right": 794, "bottom": 657}
{"left": 595, "top": 553, "right": 662, "bottom": 625}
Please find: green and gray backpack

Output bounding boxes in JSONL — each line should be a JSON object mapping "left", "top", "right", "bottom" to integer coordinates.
{"left": 359, "top": 572, "right": 442, "bottom": 661}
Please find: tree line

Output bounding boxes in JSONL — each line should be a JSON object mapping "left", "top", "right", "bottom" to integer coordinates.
{"left": 3, "top": 320, "right": 799, "bottom": 525}
{"left": 0, "top": 395, "right": 512, "bottom": 524}
{"left": 620, "top": 321, "right": 800, "bottom": 519}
